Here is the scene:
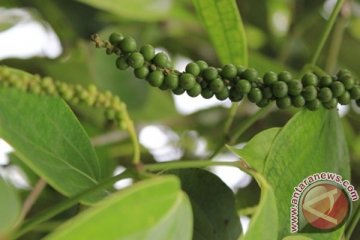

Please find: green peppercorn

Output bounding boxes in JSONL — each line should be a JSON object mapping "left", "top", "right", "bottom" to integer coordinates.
{"left": 330, "top": 81, "right": 345, "bottom": 97}
{"left": 116, "top": 56, "right": 129, "bottom": 70}
{"left": 302, "top": 86, "right": 317, "bottom": 101}
{"left": 263, "top": 71, "right": 278, "bottom": 85}
{"left": 257, "top": 77, "right": 265, "bottom": 85}
{"left": 119, "top": 36, "right": 137, "bottom": 53}
{"left": 158, "top": 83, "right": 168, "bottom": 90}
{"left": 127, "top": 52, "right": 144, "bottom": 69}
{"left": 262, "top": 87, "right": 273, "bottom": 99}
{"left": 272, "top": 81, "right": 288, "bottom": 98}
{"left": 241, "top": 68, "right": 258, "bottom": 81}
{"left": 187, "top": 83, "right": 201, "bottom": 97}
{"left": 229, "top": 87, "right": 243, "bottom": 102}
{"left": 105, "top": 109, "right": 116, "bottom": 120}
{"left": 201, "top": 88, "right": 214, "bottom": 99}
{"left": 215, "top": 87, "right": 229, "bottom": 101}
{"left": 306, "top": 99, "right": 321, "bottom": 111}
{"left": 163, "top": 73, "right": 179, "bottom": 90}
{"left": 318, "top": 87, "right": 333, "bottom": 103}
{"left": 186, "top": 62, "right": 201, "bottom": 76}
{"left": 203, "top": 67, "right": 218, "bottom": 81}
{"left": 338, "top": 92, "right": 351, "bottom": 105}
{"left": 195, "top": 60, "right": 208, "bottom": 71}
{"left": 350, "top": 86, "right": 360, "bottom": 100}
{"left": 236, "top": 65, "right": 246, "bottom": 76}
{"left": 337, "top": 69, "right": 351, "bottom": 79}
{"left": 302, "top": 73, "right": 318, "bottom": 86}
{"left": 209, "top": 78, "right": 225, "bottom": 93}
{"left": 339, "top": 75, "right": 355, "bottom": 90}
{"left": 221, "top": 64, "right": 237, "bottom": 79}
{"left": 256, "top": 98, "right": 270, "bottom": 107}
{"left": 179, "top": 73, "right": 196, "bottom": 90}
{"left": 153, "top": 52, "right": 169, "bottom": 68}
{"left": 248, "top": 88, "right": 262, "bottom": 103}
{"left": 235, "top": 79, "right": 251, "bottom": 94}
{"left": 291, "top": 95, "right": 305, "bottom": 108}
{"left": 147, "top": 70, "right": 164, "bottom": 87}
{"left": 173, "top": 87, "right": 185, "bottom": 95}
{"left": 276, "top": 97, "right": 291, "bottom": 109}
{"left": 109, "top": 33, "right": 124, "bottom": 46}
{"left": 278, "top": 71, "right": 292, "bottom": 82}
{"left": 29, "top": 83, "right": 41, "bottom": 95}
{"left": 134, "top": 66, "right": 149, "bottom": 79}
{"left": 287, "top": 80, "right": 303, "bottom": 96}
{"left": 140, "top": 44, "right": 155, "bottom": 61}
{"left": 323, "top": 98, "right": 338, "bottom": 109}
{"left": 319, "top": 76, "right": 333, "bottom": 87}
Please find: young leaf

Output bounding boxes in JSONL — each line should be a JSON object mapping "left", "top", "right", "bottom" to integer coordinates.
{"left": 240, "top": 172, "right": 278, "bottom": 240}
{"left": 228, "top": 127, "right": 281, "bottom": 172}
{"left": 192, "top": 0, "right": 248, "bottom": 65}
{"left": 264, "top": 109, "right": 350, "bottom": 239}
{"left": 168, "top": 168, "right": 242, "bottom": 240}
{"left": 44, "top": 177, "right": 193, "bottom": 240}
{"left": 0, "top": 177, "right": 21, "bottom": 238}
{"left": 0, "top": 89, "right": 105, "bottom": 204}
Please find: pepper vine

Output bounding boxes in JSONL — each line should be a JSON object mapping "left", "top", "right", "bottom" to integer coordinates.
{"left": 91, "top": 33, "right": 360, "bottom": 111}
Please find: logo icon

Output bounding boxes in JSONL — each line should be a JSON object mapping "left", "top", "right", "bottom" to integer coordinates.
{"left": 301, "top": 183, "right": 349, "bottom": 230}
{"left": 290, "top": 172, "right": 358, "bottom": 233}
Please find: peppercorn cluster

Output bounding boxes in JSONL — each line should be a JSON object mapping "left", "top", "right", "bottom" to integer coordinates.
{"left": 0, "top": 66, "right": 127, "bottom": 126}
{"left": 94, "top": 33, "right": 360, "bottom": 111}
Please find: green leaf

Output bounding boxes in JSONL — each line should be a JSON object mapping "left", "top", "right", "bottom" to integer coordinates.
{"left": 0, "top": 177, "right": 21, "bottom": 238}
{"left": 44, "top": 176, "right": 193, "bottom": 240}
{"left": 264, "top": 109, "right": 350, "bottom": 239}
{"left": 192, "top": 0, "right": 248, "bottom": 65}
{"left": 228, "top": 127, "right": 281, "bottom": 172}
{"left": 0, "top": 88, "right": 106, "bottom": 204}
{"left": 168, "top": 168, "right": 242, "bottom": 240}
{"left": 282, "top": 235, "right": 313, "bottom": 240}
{"left": 75, "top": 0, "right": 191, "bottom": 21}
{"left": 240, "top": 172, "right": 278, "bottom": 240}
{"left": 249, "top": 51, "right": 293, "bottom": 75}
{"left": 131, "top": 88, "right": 179, "bottom": 121}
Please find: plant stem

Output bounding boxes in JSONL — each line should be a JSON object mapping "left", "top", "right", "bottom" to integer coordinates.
{"left": 345, "top": 203, "right": 360, "bottom": 240}
{"left": 208, "top": 103, "right": 274, "bottom": 159}
{"left": 123, "top": 112, "right": 140, "bottom": 165}
{"left": 13, "top": 170, "right": 134, "bottom": 239}
{"left": 143, "top": 160, "right": 241, "bottom": 172}
{"left": 325, "top": 9, "right": 348, "bottom": 74}
{"left": 228, "top": 104, "right": 273, "bottom": 145}
{"left": 223, "top": 103, "right": 240, "bottom": 134}
{"left": 19, "top": 179, "right": 47, "bottom": 221}
{"left": 310, "top": 0, "right": 345, "bottom": 66}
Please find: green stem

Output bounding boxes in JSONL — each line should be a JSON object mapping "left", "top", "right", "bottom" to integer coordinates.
{"left": 13, "top": 170, "right": 134, "bottom": 239}
{"left": 325, "top": 13, "right": 347, "bottom": 74}
{"left": 309, "top": 0, "right": 345, "bottom": 66}
{"left": 345, "top": 203, "right": 360, "bottom": 240}
{"left": 228, "top": 103, "right": 273, "bottom": 145}
{"left": 123, "top": 112, "right": 140, "bottom": 165}
{"left": 208, "top": 103, "right": 274, "bottom": 159}
{"left": 143, "top": 160, "right": 241, "bottom": 172}
{"left": 223, "top": 103, "right": 240, "bottom": 134}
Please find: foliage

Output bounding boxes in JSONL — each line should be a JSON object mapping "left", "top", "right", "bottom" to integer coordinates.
{"left": 0, "top": 0, "right": 359, "bottom": 240}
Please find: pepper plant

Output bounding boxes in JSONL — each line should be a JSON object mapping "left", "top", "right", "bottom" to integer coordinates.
{"left": 0, "top": 0, "right": 359, "bottom": 240}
